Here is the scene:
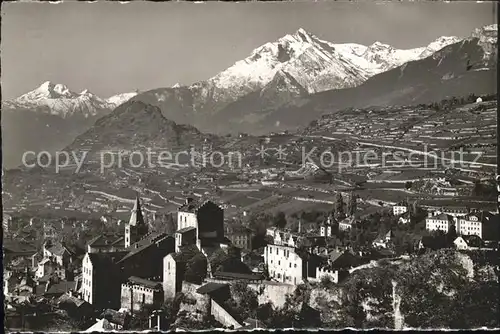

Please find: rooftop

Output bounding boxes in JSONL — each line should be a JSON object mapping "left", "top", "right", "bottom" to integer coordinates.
{"left": 45, "top": 281, "right": 77, "bottom": 295}
{"left": 126, "top": 276, "right": 162, "bottom": 290}
{"left": 118, "top": 232, "right": 171, "bottom": 263}
{"left": 213, "top": 271, "right": 264, "bottom": 281}
{"left": 88, "top": 251, "right": 128, "bottom": 268}
{"left": 57, "top": 293, "right": 89, "bottom": 308}
{"left": 196, "top": 282, "right": 229, "bottom": 295}
{"left": 45, "top": 242, "right": 73, "bottom": 257}
{"left": 88, "top": 233, "right": 124, "bottom": 248}
{"left": 176, "top": 226, "right": 196, "bottom": 234}
{"left": 178, "top": 199, "right": 220, "bottom": 213}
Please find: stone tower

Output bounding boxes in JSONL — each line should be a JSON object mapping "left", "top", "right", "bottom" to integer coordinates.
{"left": 125, "top": 195, "right": 148, "bottom": 248}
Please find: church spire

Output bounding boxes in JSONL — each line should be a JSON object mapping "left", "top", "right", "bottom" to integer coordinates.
{"left": 129, "top": 194, "right": 145, "bottom": 227}
{"left": 125, "top": 193, "right": 148, "bottom": 248}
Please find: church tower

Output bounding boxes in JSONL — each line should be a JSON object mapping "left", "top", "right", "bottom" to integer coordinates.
{"left": 125, "top": 195, "right": 148, "bottom": 248}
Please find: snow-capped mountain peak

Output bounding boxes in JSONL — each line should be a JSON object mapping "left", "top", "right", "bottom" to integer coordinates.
{"left": 17, "top": 81, "right": 78, "bottom": 102}
{"left": 105, "top": 92, "right": 139, "bottom": 106}
{"left": 419, "top": 36, "right": 462, "bottom": 58}
{"left": 202, "top": 28, "right": 466, "bottom": 105}
{"left": 292, "top": 28, "right": 315, "bottom": 44}
{"left": 206, "top": 28, "right": 373, "bottom": 101}
{"left": 471, "top": 24, "right": 497, "bottom": 59}
{"left": 53, "top": 83, "right": 72, "bottom": 96}
{"left": 370, "top": 41, "right": 393, "bottom": 49}
{"left": 5, "top": 82, "right": 138, "bottom": 118}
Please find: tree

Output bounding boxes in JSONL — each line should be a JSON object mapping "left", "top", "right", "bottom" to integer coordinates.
{"left": 347, "top": 193, "right": 357, "bottom": 217}
{"left": 160, "top": 293, "right": 185, "bottom": 329}
{"left": 449, "top": 280, "right": 499, "bottom": 328}
{"left": 228, "top": 280, "right": 259, "bottom": 320}
{"left": 185, "top": 253, "right": 207, "bottom": 284}
{"left": 256, "top": 302, "right": 274, "bottom": 324}
{"left": 247, "top": 212, "right": 272, "bottom": 235}
{"left": 164, "top": 213, "right": 177, "bottom": 235}
{"left": 209, "top": 249, "right": 229, "bottom": 274}
{"left": 395, "top": 249, "right": 472, "bottom": 329}
{"left": 446, "top": 224, "right": 458, "bottom": 247}
{"left": 273, "top": 211, "right": 287, "bottom": 229}
{"left": 334, "top": 193, "right": 345, "bottom": 220}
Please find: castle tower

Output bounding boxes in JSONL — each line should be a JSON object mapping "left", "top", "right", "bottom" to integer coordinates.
{"left": 320, "top": 214, "right": 333, "bottom": 237}
{"left": 125, "top": 195, "right": 148, "bottom": 248}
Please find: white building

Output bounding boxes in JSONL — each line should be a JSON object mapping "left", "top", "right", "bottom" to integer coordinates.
{"left": 339, "top": 217, "right": 355, "bottom": 231}
{"left": 425, "top": 212, "right": 454, "bottom": 233}
{"left": 393, "top": 205, "right": 408, "bottom": 216}
{"left": 457, "top": 212, "right": 492, "bottom": 239}
{"left": 264, "top": 244, "right": 306, "bottom": 285}
{"left": 320, "top": 216, "right": 333, "bottom": 237}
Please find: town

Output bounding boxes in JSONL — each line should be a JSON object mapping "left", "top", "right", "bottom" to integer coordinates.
{"left": 4, "top": 187, "right": 499, "bottom": 330}
{"left": 2, "top": 3, "right": 498, "bottom": 331}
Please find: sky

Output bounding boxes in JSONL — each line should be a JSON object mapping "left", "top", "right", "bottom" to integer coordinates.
{"left": 1, "top": 1, "right": 496, "bottom": 100}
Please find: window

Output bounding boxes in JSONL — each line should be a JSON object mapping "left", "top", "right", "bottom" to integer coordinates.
{"left": 278, "top": 260, "right": 280, "bottom": 265}
{"left": 289, "top": 263, "right": 291, "bottom": 268}
{"left": 142, "top": 294, "right": 146, "bottom": 304}
{"left": 294, "top": 264, "right": 297, "bottom": 268}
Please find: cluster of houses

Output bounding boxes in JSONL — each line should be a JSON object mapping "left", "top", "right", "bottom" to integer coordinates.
{"left": 4, "top": 196, "right": 271, "bottom": 330}
{"left": 4, "top": 190, "right": 498, "bottom": 331}
{"left": 391, "top": 202, "right": 498, "bottom": 250}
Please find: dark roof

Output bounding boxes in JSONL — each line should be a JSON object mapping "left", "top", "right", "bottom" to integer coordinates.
{"left": 176, "top": 227, "right": 196, "bottom": 234}
{"left": 3, "top": 240, "right": 37, "bottom": 255}
{"left": 35, "top": 283, "right": 48, "bottom": 296}
{"left": 213, "top": 271, "right": 264, "bottom": 281}
{"left": 196, "top": 282, "right": 229, "bottom": 295}
{"left": 460, "top": 235, "right": 484, "bottom": 247}
{"left": 225, "top": 224, "right": 252, "bottom": 235}
{"left": 88, "top": 251, "right": 128, "bottom": 268}
{"left": 118, "top": 233, "right": 171, "bottom": 263}
{"left": 45, "top": 281, "right": 77, "bottom": 295}
{"left": 218, "top": 258, "right": 253, "bottom": 275}
{"left": 88, "top": 233, "right": 124, "bottom": 248}
{"left": 178, "top": 199, "right": 219, "bottom": 213}
{"left": 46, "top": 243, "right": 73, "bottom": 257}
{"left": 328, "top": 250, "right": 344, "bottom": 263}
{"left": 127, "top": 276, "right": 162, "bottom": 290}
{"left": 57, "top": 293, "right": 89, "bottom": 308}
{"left": 178, "top": 199, "right": 202, "bottom": 213}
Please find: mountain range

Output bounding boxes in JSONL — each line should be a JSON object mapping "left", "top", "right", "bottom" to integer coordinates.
{"left": 2, "top": 24, "right": 497, "bottom": 168}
